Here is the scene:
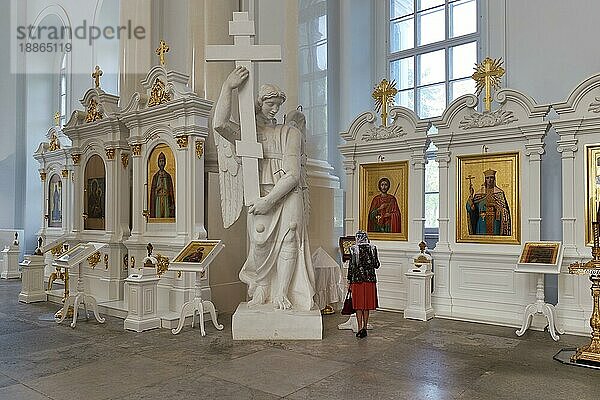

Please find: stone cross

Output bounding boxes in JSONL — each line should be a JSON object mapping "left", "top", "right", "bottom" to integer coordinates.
{"left": 156, "top": 40, "right": 170, "bottom": 66}
{"left": 92, "top": 66, "right": 103, "bottom": 88}
{"left": 472, "top": 57, "right": 505, "bottom": 112}
{"left": 205, "top": 12, "right": 282, "bottom": 205}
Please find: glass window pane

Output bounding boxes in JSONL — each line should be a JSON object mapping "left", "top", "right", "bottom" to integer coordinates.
{"left": 425, "top": 158, "right": 439, "bottom": 192}
{"left": 450, "top": 78, "right": 475, "bottom": 101}
{"left": 299, "top": 22, "right": 308, "bottom": 46}
{"left": 450, "top": 41, "right": 477, "bottom": 79}
{"left": 418, "top": 49, "right": 445, "bottom": 85}
{"left": 318, "top": 15, "right": 327, "bottom": 39}
{"left": 417, "top": 6, "right": 445, "bottom": 45}
{"left": 418, "top": 0, "right": 443, "bottom": 11}
{"left": 417, "top": 83, "right": 446, "bottom": 118}
{"left": 316, "top": 43, "right": 327, "bottom": 71}
{"left": 390, "top": 17, "right": 414, "bottom": 52}
{"left": 425, "top": 192, "right": 439, "bottom": 228}
{"left": 312, "top": 105, "right": 327, "bottom": 134}
{"left": 299, "top": 81, "right": 310, "bottom": 105}
{"left": 396, "top": 89, "right": 414, "bottom": 111}
{"left": 313, "top": 76, "right": 327, "bottom": 105}
{"left": 390, "top": 0, "right": 414, "bottom": 19}
{"left": 450, "top": 0, "right": 477, "bottom": 38}
{"left": 390, "top": 57, "right": 414, "bottom": 90}
{"left": 299, "top": 48, "right": 309, "bottom": 75}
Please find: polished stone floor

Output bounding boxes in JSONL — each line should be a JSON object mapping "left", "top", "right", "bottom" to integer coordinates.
{"left": 0, "top": 280, "right": 598, "bottom": 400}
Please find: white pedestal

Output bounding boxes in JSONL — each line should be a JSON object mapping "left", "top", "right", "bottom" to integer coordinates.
{"left": 1, "top": 245, "right": 21, "bottom": 279}
{"left": 18, "top": 255, "right": 47, "bottom": 303}
{"left": 123, "top": 270, "right": 161, "bottom": 332}
{"left": 57, "top": 261, "right": 105, "bottom": 329}
{"left": 232, "top": 302, "right": 323, "bottom": 340}
{"left": 404, "top": 270, "right": 434, "bottom": 321}
{"left": 516, "top": 273, "right": 564, "bottom": 341}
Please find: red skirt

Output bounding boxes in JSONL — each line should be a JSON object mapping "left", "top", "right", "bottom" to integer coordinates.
{"left": 350, "top": 282, "right": 378, "bottom": 310}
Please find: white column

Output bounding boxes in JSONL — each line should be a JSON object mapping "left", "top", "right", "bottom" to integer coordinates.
{"left": 342, "top": 159, "right": 356, "bottom": 235}
{"left": 409, "top": 151, "right": 426, "bottom": 245}
{"left": 71, "top": 157, "right": 83, "bottom": 234}
{"left": 435, "top": 149, "right": 452, "bottom": 249}
{"left": 129, "top": 147, "right": 144, "bottom": 239}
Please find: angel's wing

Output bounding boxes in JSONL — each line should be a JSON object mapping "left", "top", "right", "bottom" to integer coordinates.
{"left": 284, "top": 107, "right": 310, "bottom": 219}
{"left": 213, "top": 130, "right": 244, "bottom": 228}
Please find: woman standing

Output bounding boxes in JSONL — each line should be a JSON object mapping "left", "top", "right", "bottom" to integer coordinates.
{"left": 347, "top": 230, "right": 380, "bottom": 338}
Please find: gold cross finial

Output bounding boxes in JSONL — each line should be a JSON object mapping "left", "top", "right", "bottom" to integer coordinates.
{"left": 372, "top": 79, "right": 398, "bottom": 127}
{"left": 472, "top": 57, "right": 505, "bottom": 112}
{"left": 92, "top": 65, "right": 103, "bottom": 88}
{"left": 156, "top": 40, "right": 170, "bottom": 66}
{"left": 54, "top": 112, "right": 60, "bottom": 126}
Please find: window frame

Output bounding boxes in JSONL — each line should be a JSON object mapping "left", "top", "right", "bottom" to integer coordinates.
{"left": 387, "top": 0, "right": 480, "bottom": 118}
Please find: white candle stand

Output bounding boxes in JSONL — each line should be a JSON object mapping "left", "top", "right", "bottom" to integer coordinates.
{"left": 514, "top": 242, "right": 564, "bottom": 341}
{"left": 52, "top": 242, "right": 107, "bottom": 329}
{"left": 170, "top": 240, "right": 225, "bottom": 336}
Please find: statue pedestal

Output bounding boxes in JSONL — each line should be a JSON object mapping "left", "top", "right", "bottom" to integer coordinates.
{"left": 18, "top": 255, "right": 47, "bottom": 303}
{"left": 232, "top": 303, "right": 322, "bottom": 340}
{"left": 1, "top": 244, "right": 21, "bottom": 279}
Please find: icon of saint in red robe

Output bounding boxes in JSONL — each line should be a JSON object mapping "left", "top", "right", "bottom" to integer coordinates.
{"left": 367, "top": 177, "right": 401, "bottom": 233}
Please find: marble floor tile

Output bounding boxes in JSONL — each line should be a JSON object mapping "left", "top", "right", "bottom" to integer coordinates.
{"left": 0, "top": 372, "right": 18, "bottom": 389}
{"left": 113, "top": 370, "right": 280, "bottom": 400}
{"left": 207, "top": 348, "right": 349, "bottom": 397}
{"left": 0, "top": 384, "right": 51, "bottom": 400}
{"left": 25, "top": 355, "right": 189, "bottom": 400}
{"left": 284, "top": 364, "right": 460, "bottom": 400}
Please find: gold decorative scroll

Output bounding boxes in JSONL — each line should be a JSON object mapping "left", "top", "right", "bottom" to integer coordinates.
{"left": 72, "top": 154, "right": 81, "bottom": 165}
{"left": 156, "top": 254, "right": 170, "bottom": 277}
{"left": 40, "top": 171, "right": 47, "bottom": 181}
{"left": 121, "top": 153, "right": 129, "bottom": 169}
{"left": 87, "top": 251, "right": 101, "bottom": 269}
{"left": 104, "top": 254, "right": 109, "bottom": 270}
{"left": 50, "top": 244, "right": 64, "bottom": 257}
{"left": 372, "top": 79, "right": 398, "bottom": 127}
{"left": 54, "top": 111, "right": 60, "bottom": 126}
{"left": 49, "top": 133, "right": 61, "bottom": 151}
{"left": 131, "top": 144, "right": 142, "bottom": 156}
{"left": 472, "top": 57, "right": 505, "bottom": 112}
{"left": 176, "top": 135, "right": 189, "bottom": 148}
{"left": 195, "top": 141, "right": 204, "bottom": 159}
{"left": 61, "top": 169, "right": 69, "bottom": 178}
{"left": 148, "top": 78, "right": 171, "bottom": 107}
{"left": 85, "top": 99, "right": 103, "bottom": 123}
{"left": 105, "top": 148, "right": 116, "bottom": 160}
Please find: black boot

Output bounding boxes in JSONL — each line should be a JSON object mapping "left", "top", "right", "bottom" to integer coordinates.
{"left": 358, "top": 328, "right": 367, "bottom": 338}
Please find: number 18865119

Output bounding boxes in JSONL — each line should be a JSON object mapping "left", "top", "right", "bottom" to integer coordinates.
{"left": 19, "top": 42, "right": 72, "bottom": 53}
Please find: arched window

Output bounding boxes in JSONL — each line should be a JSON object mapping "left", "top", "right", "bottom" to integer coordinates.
{"left": 58, "top": 53, "right": 68, "bottom": 126}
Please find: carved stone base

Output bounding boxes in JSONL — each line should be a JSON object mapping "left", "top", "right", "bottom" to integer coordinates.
{"left": 232, "top": 302, "right": 322, "bottom": 340}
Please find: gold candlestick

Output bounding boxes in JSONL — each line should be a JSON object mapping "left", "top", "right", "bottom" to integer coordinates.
{"left": 569, "top": 214, "right": 600, "bottom": 363}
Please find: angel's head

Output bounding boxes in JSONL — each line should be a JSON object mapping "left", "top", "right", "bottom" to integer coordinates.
{"left": 255, "top": 84, "right": 286, "bottom": 121}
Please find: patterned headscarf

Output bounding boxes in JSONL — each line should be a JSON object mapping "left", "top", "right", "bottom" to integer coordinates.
{"left": 355, "top": 230, "right": 369, "bottom": 245}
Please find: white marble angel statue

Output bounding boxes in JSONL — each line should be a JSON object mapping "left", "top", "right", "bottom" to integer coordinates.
{"left": 213, "top": 66, "right": 315, "bottom": 311}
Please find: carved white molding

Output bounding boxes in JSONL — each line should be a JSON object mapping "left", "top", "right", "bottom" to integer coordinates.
{"left": 589, "top": 97, "right": 600, "bottom": 113}
{"left": 459, "top": 109, "right": 517, "bottom": 130}
{"left": 362, "top": 124, "right": 404, "bottom": 141}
